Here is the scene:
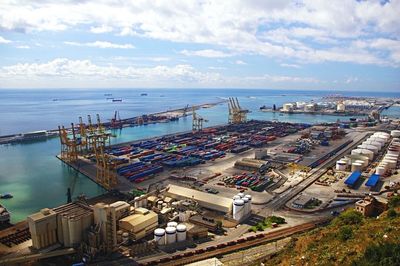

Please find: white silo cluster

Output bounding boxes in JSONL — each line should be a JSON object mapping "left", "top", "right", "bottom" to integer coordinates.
{"left": 336, "top": 132, "right": 391, "bottom": 172}
{"left": 375, "top": 136, "right": 400, "bottom": 175}
{"left": 232, "top": 193, "right": 252, "bottom": 221}
{"left": 154, "top": 222, "right": 187, "bottom": 245}
{"left": 134, "top": 195, "right": 148, "bottom": 208}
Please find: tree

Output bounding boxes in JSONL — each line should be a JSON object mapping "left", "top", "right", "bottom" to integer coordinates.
{"left": 334, "top": 210, "right": 363, "bottom": 226}
{"left": 339, "top": 225, "right": 353, "bottom": 241}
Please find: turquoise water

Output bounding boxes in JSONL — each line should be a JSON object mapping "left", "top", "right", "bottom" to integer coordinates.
{"left": 1, "top": 89, "right": 399, "bottom": 223}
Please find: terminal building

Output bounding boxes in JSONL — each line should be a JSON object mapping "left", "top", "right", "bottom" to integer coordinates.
{"left": 165, "top": 184, "right": 232, "bottom": 214}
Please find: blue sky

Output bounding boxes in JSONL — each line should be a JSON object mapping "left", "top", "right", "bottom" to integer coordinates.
{"left": 0, "top": 0, "right": 399, "bottom": 91}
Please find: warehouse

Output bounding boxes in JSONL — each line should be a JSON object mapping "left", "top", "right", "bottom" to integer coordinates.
{"left": 234, "top": 158, "right": 270, "bottom": 172}
{"left": 119, "top": 207, "right": 158, "bottom": 240}
{"left": 165, "top": 184, "right": 232, "bottom": 213}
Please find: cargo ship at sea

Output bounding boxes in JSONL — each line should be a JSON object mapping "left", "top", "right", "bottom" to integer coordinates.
{"left": 0, "top": 130, "right": 59, "bottom": 145}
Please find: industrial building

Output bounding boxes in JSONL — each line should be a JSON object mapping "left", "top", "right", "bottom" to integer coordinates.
{"left": 234, "top": 158, "right": 270, "bottom": 172}
{"left": 165, "top": 184, "right": 233, "bottom": 214}
{"left": 119, "top": 207, "right": 158, "bottom": 240}
{"left": 355, "top": 196, "right": 387, "bottom": 217}
{"left": 28, "top": 202, "right": 94, "bottom": 250}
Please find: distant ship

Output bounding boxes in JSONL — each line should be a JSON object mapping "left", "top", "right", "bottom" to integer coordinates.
{"left": 141, "top": 93, "right": 148, "bottom": 96}
{"left": 112, "top": 99, "right": 123, "bottom": 102}
{"left": 0, "top": 193, "right": 13, "bottom": 199}
{"left": 104, "top": 93, "right": 113, "bottom": 96}
{"left": 0, "top": 204, "right": 10, "bottom": 224}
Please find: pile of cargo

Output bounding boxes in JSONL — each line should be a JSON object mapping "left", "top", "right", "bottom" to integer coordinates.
{"left": 222, "top": 173, "right": 271, "bottom": 191}
{"left": 162, "top": 156, "right": 202, "bottom": 167}
{"left": 117, "top": 161, "right": 164, "bottom": 183}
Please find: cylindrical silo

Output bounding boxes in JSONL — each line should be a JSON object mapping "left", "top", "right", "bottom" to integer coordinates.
{"left": 336, "top": 160, "right": 347, "bottom": 171}
{"left": 237, "top": 193, "right": 245, "bottom": 198}
{"left": 134, "top": 197, "right": 140, "bottom": 208}
{"left": 351, "top": 162, "right": 363, "bottom": 172}
{"left": 165, "top": 227, "right": 177, "bottom": 244}
{"left": 233, "top": 195, "right": 241, "bottom": 200}
{"left": 244, "top": 195, "right": 252, "bottom": 214}
{"left": 167, "top": 221, "right": 178, "bottom": 228}
{"left": 154, "top": 228, "right": 166, "bottom": 245}
{"left": 176, "top": 224, "right": 187, "bottom": 242}
{"left": 233, "top": 199, "right": 245, "bottom": 221}
{"left": 242, "top": 197, "right": 249, "bottom": 216}
{"left": 375, "top": 167, "right": 386, "bottom": 175}
{"left": 122, "top": 232, "right": 130, "bottom": 243}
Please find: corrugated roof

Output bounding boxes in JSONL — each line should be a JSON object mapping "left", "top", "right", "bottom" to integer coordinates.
{"left": 365, "top": 174, "right": 380, "bottom": 187}
{"left": 344, "top": 171, "right": 361, "bottom": 186}
{"left": 166, "top": 184, "right": 232, "bottom": 213}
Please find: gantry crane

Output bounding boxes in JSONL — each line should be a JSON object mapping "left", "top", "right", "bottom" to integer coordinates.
{"left": 228, "top": 97, "right": 249, "bottom": 124}
{"left": 58, "top": 124, "right": 79, "bottom": 162}
{"left": 87, "top": 114, "right": 116, "bottom": 189}
{"left": 192, "top": 106, "right": 208, "bottom": 132}
{"left": 110, "top": 111, "right": 122, "bottom": 129}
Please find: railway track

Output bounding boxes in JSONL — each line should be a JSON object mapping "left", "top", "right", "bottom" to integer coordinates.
{"left": 0, "top": 227, "right": 31, "bottom": 247}
{"left": 139, "top": 219, "right": 329, "bottom": 266}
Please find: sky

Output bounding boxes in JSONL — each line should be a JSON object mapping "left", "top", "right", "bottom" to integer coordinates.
{"left": 0, "top": 0, "right": 399, "bottom": 91}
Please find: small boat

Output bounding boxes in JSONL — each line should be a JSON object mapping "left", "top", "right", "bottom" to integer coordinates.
{"left": 106, "top": 97, "right": 114, "bottom": 100}
{"left": 140, "top": 93, "right": 148, "bottom": 96}
{"left": 112, "top": 99, "right": 123, "bottom": 102}
{"left": 0, "top": 193, "right": 13, "bottom": 199}
{"left": 104, "top": 93, "right": 113, "bottom": 96}
{"left": 0, "top": 204, "right": 10, "bottom": 223}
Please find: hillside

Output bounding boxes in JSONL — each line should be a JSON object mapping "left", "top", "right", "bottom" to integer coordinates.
{"left": 267, "top": 197, "right": 400, "bottom": 266}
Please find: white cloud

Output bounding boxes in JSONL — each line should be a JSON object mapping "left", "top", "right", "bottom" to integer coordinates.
{"left": 345, "top": 77, "right": 359, "bottom": 84}
{"left": 90, "top": 25, "right": 113, "bottom": 34}
{"left": 0, "top": 58, "right": 320, "bottom": 88}
{"left": 208, "top": 66, "right": 226, "bottom": 70}
{"left": 64, "top": 41, "right": 134, "bottom": 49}
{"left": 0, "top": 1, "right": 399, "bottom": 66}
{"left": 0, "top": 36, "right": 12, "bottom": 43}
{"left": 16, "top": 45, "right": 30, "bottom": 49}
{"left": 180, "top": 49, "right": 233, "bottom": 58}
{"left": 235, "top": 60, "right": 247, "bottom": 65}
{"left": 280, "top": 63, "right": 301, "bottom": 69}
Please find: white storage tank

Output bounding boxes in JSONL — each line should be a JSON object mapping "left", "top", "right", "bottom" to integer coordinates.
{"left": 233, "top": 195, "right": 241, "bottom": 200}
{"left": 134, "top": 197, "right": 140, "bottom": 208}
{"left": 237, "top": 193, "right": 245, "bottom": 198}
{"left": 176, "top": 224, "right": 187, "bottom": 242}
{"left": 351, "top": 162, "right": 363, "bottom": 172}
{"left": 154, "top": 228, "right": 166, "bottom": 245}
{"left": 244, "top": 195, "right": 252, "bottom": 215}
{"left": 375, "top": 166, "right": 386, "bottom": 175}
{"left": 354, "top": 160, "right": 367, "bottom": 168}
{"left": 336, "top": 160, "right": 347, "bottom": 171}
{"left": 165, "top": 226, "right": 177, "bottom": 244}
{"left": 167, "top": 221, "right": 178, "bottom": 228}
{"left": 233, "top": 199, "right": 245, "bottom": 221}
{"left": 242, "top": 197, "right": 250, "bottom": 216}
{"left": 157, "top": 200, "right": 164, "bottom": 209}
{"left": 351, "top": 149, "right": 373, "bottom": 160}
{"left": 390, "top": 130, "right": 400, "bottom": 138}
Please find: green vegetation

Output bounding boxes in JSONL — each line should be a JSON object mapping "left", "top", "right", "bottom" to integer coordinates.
{"left": 351, "top": 243, "right": 400, "bottom": 266}
{"left": 268, "top": 207, "right": 400, "bottom": 266}
{"left": 387, "top": 208, "right": 397, "bottom": 219}
{"left": 388, "top": 195, "right": 400, "bottom": 208}
{"left": 332, "top": 209, "right": 363, "bottom": 226}
{"left": 129, "top": 188, "right": 145, "bottom": 197}
{"left": 305, "top": 198, "right": 322, "bottom": 209}
{"left": 249, "top": 216, "right": 286, "bottom": 232}
{"left": 339, "top": 225, "right": 353, "bottom": 241}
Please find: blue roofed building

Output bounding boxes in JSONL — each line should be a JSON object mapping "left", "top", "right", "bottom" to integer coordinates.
{"left": 365, "top": 174, "right": 380, "bottom": 188}
{"left": 344, "top": 171, "right": 361, "bottom": 187}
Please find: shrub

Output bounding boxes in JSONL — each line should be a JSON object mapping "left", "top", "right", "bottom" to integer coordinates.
{"left": 339, "top": 225, "right": 353, "bottom": 241}
{"left": 387, "top": 208, "right": 397, "bottom": 219}
{"left": 334, "top": 210, "right": 363, "bottom": 226}
{"left": 388, "top": 195, "right": 400, "bottom": 208}
{"left": 351, "top": 243, "right": 400, "bottom": 266}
